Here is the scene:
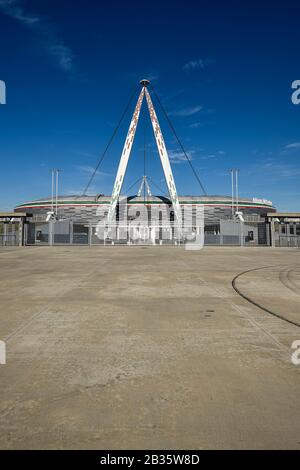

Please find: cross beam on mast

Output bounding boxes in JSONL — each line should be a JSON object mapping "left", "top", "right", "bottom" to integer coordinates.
{"left": 106, "top": 79, "right": 182, "bottom": 230}
{"left": 137, "top": 176, "right": 152, "bottom": 197}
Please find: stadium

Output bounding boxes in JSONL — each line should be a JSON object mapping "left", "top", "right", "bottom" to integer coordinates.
{"left": 14, "top": 80, "right": 276, "bottom": 246}
{"left": 15, "top": 194, "right": 275, "bottom": 245}
{"left": 15, "top": 194, "right": 274, "bottom": 225}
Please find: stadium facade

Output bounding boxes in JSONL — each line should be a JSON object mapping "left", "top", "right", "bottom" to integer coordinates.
{"left": 12, "top": 80, "right": 277, "bottom": 246}
{"left": 15, "top": 194, "right": 275, "bottom": 225}
{"left": 14, "top": 194, "right": 275, "bottom": 246}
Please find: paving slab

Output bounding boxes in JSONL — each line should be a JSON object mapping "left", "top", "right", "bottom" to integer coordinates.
{"left": 0, "top": 246, "right": 300, "bottom": 449}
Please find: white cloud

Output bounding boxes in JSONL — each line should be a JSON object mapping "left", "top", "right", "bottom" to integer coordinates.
{"left": 189, "top": 120, "right": 215, "bottom": 128}
{"left": 75, "top": 165, "right": 112, "bottom": 177}
{"left": 284, "top": 142, "right": 300, "bottom": 150}
{"left": 169, "top": 150, "right": 195, "bottom": 164}
{"left": 199, "top": 150, "right": 224, "bottom": 160}
{"left": 0, "top": 0, "right": 74, "bottom": 73}
{"left": 0, "top": 0, "right": 40, "bottom": 24}
{"left": 262, "top": 162, "right": 300, "bottom": 178}
{"left": 47, "top": 44, "right": 73, "bottom": 72}
{"left": 146, "top": 73, "right": 159, "bottom": 82}
{"left": 169, "top": 106, "right": 203, "bottom": 117}
{"left": 183, "top": 58, "right": 215, "bottom": 72}
{"left": 280, "top": 142, "right": 300, "bottom": 155}
{"left": 199, "top": 154, "right": 217, "bottom": 160}
{"left": 76, "top": 151, "right": 99, "bottom": 159}
{"left": 189, "top": 121, "right": 203, "bottom": 129}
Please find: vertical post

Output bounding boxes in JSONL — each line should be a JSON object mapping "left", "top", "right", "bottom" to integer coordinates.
{"left": 89, "top": 222, "right": 92, "bottom": 246}
{"left": 70, "top": 220, "right": 73, "bottom": 245}
{"left": 18, "top": 220, "right": 23, "bottom": 247}
{"left": 270, "top": 219, "right": 276, "bottom": 247}
{"left": 235, "top": 169, "right": 239, "bottom": 213}
{"left": 3, "top": 222, "right": 8, "bottom": 247}
{"left": 286, "top": 223, "right": 291, "bottom": 248}
{"left": 12, "top": 222, "right": 15, "bottom": 245}
{"left": 49, "top": 219, "right": 53, "bottom": 246}
{"left": 55, "top": 169, "right": 59, "bottom": 217}
{"left": 24, "top": 221, "right": 28, "bottom": 246}
{"left": 230, "top": 169, "right": 234, "bottom": 218}
{"left": 51, "top": 169, "right": 54, "bottom": 213}
{"left": 240, "top": 219, "right": 244, "bottom": 247}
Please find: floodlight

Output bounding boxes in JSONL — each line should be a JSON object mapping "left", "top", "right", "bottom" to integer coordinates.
{"left": 46, "top": 211, "right": 55, "bottom": 222}
{"left": 235, "top": 211, "right": 245, "bottom": 223}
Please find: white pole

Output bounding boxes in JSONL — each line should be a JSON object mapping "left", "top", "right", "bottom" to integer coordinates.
{"left": 235, "top": 169, "right": 239, "bottom": 213}
{"left": 55, "top": 169, "right": 59, "bottom": 217}
{"left": 51, "top": 169, "right": 54, "bottom": 213}
{"left": 230, "top": 169, "right": 234, "bottom": 219}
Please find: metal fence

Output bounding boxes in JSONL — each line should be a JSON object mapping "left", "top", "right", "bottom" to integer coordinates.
{"left": 278, "top": 235, "right": 300, "bottom": 248}
{"left": 204, "top": 234, "right": 245, "bottom": 245}
{"left": 27, "top": 221, "right": 201, "bottom": 246}
{"left": 0, "top": 234, "right": 17, "bottom": 247}
{"left": 24, "top": 219, "right": 270, "bottom": 247}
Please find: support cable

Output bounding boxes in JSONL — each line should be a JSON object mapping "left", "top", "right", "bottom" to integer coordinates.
{"left": 150, "top": 84, "right": 207, "bottom": 196}
{"left": 147, "top": 176, "right": 169, "bottom": 198}
{"left": 124, "top": 177, "right": 143, "bottom": 195}
{"left": 82, "top": 85, "right": 139, "bottom": 195}
{"left": 143, "top": 116, "right": 146, "bottom": 203}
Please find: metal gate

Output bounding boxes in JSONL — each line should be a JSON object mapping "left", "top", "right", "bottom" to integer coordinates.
{"left": 278, "top": 235, "right": 300, "bottom": 248}
{"left": 0, "top": 222, "right": 19, "bottom": 247}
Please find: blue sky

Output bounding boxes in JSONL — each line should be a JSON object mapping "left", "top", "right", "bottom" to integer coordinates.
{"left": 0, "top": 0, "right": 300, "bottom": 211}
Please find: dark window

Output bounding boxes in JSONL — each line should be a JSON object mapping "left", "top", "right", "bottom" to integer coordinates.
{"left": 36, "top": 230, "right": 42, "bottom": 241}
{"left": 248, "top": 231, "right": 254, "bottom": 241}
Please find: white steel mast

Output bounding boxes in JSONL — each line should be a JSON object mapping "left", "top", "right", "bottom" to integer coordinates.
{"left": 144, "top": 86, "right": 182, "bottom": 228}
{"left": 106, "top": 79, "right": 182, "bottom": 229}
{"left": 106, "top": 87, "right": 145, "bottom": 227}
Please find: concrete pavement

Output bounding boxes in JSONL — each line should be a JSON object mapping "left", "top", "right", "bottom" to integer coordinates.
{"left": 0, "top": 246, "right": 299, "bottom": 449}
